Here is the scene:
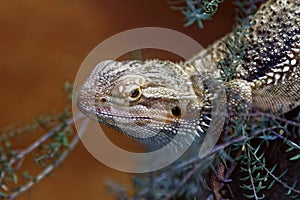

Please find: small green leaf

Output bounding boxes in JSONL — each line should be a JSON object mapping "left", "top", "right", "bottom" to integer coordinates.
{"left": 240, "top": 175, "right": 250, "bottom": 181}
{"left": 286, "top": 147, "right": 294, "bottom": 152}
{"left": 184, "top": 17, "right": 197, "bottom": 27}
{"left": 258, "top": 135, "right": 277, "bottom": 140}
{"left": 290, "top": 154, "right": 300, "bottom": 161}
{"left": 62, "top": 137, "right": 69, "bottom": 147}
{"left": 13, "top": 173, "right": 18, "bottom": 184}
{"left": 0, "top": 192, "right": 7, "bottom": 197}
{"left": 278, "top": 169, "right": 288, "bottom": 179}
{"left": 268, "top": 180, "right": 276, "bottom": 190}
{"left": 270, "top": 164, "right": 277, "bottom": 173}
{"left": 240, "top": 184, "right": 252, "bottom": 190}
{"left": 49, "top": 142, "right": 61, "bottom": 149}
{"left": 243, "top": 193, "right": 255, "bottom": 198}
{"left": 286, "top": 140, "right": 300, "bottom": 150}
{"left": 286, "top": 188, "right": 292, "bottom": 196}
{"left": 23, "top": 171, "right": 34, "bottom": 181}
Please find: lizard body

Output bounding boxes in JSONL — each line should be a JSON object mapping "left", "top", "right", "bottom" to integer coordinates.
{"left": 77, "top": 0, "right": 299, "bottom": 141}
{"left": 191, "top": 0, "right": 300, "bottom": 114}
{"left": 77, "top": 0, "right": 300, "bottom": 199}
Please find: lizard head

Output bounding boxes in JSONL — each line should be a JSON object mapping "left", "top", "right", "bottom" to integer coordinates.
{"left": 77, "top": 60, "right": 213, "bottom": 146}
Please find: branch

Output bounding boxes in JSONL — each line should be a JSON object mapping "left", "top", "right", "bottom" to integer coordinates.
{"left": 0, "top": 114, "right": 86, "bottom": 199}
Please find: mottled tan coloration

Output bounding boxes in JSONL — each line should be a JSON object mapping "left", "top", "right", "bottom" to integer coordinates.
{"left": 191, "top": 0, "right": 300, "bottom": 114}
{"left": 77, "top": 60, "right": 213, "bottom": 146}
{"left": 77, "top": 0, "right": 299, "bottom": 199}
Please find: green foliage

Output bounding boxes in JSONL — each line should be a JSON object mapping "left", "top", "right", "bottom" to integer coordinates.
{"left": 217, "top": 0, "right": 268, "bottom": 82}
{"left": 233, "top": 0, "right": 268, "bottom": 24}
{"left": 229, "top": 109, "right": 300, "bottom": 199}
{"left": 169, "top": 0, "right": 224, "bottom": 28}
{"left": 285, "top": 140, "right": 300, "bottom": 161}
{"left": 168, "top": 0, "right": 268, "bottom": 29}
{"left": 239, "top": 144, "right": 269, "bottom": 199}
{"left": 218, "top": 33, "right": 247, "bottom": 82}
{"left": 108, "top": 155, "right": 214, "bottom": 199}
{"left": 0, "top": 108, "right": 77, "bottom": 199}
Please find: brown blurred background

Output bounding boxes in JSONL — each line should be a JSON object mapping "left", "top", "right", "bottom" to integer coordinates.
{"left": 0, "top": 1, "right": 234, "bottom": 199}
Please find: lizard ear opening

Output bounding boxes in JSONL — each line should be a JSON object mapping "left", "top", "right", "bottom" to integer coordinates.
{"left": 99, "top": 97, "right": 107, "bottom": 103}
{"left": 171, "top": 106, "right": 181, "bottom": 116}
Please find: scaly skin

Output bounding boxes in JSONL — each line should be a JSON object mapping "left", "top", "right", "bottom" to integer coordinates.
{"left": 77, "top": 0, "right": 300, "bottom": 199}
{"left": 77, "top": 59, "right": 214, "bottom": 145}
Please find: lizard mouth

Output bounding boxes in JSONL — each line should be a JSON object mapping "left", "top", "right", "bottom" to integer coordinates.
{"left": 95, "top": 107, "right": 151, "bottom": 120}
{"left": 77, "top": 97, "right": 176, "bottom": 124}
{"left": 94, "top": 107, "right": 184, "bottom": 126}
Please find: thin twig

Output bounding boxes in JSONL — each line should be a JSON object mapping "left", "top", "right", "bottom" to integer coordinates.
{"left": 7, "top": 116, "right": 88, "bottom": 200}
{"left": 249, "top": 110, "right": 300, "bottom": 128}
{"left": 163, "top": 162, "right": 203, "bottom": 200}
{"left": 0, "top": 116, "right": 79, "bottom": 184}
{"left": 248, "top": 143, "right": 300, "bottom": 195}
{"left": 134, "top": 125, "right": 280, "bottom": 199}
{"left": 248, "top": 165, "right": 259, "bottom": 200}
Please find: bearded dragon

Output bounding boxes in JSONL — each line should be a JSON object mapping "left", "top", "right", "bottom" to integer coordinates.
{"left": 77, "top": 0, "right": 300, "bottom": 199}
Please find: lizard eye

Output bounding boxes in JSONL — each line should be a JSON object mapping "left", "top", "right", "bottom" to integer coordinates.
{"left": 129, "top": 88, "right": 141, "bottom": 100}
